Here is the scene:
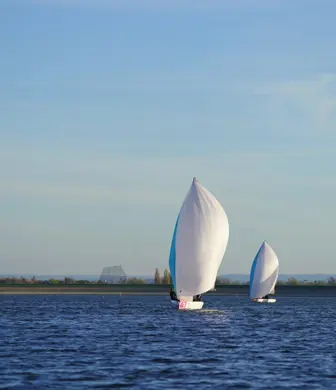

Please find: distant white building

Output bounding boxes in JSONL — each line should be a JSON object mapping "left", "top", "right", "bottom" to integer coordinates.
{"left": 99, "top": 265, "right": 127, "bottom": 284}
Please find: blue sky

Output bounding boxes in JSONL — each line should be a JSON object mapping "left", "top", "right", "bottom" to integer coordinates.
{"left": 0, "top": 0, "right": 335, "bottom": 276}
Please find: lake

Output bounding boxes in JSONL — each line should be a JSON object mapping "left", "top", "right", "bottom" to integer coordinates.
{"left": 0, "top": 295, "right": 335, "bottom": 389}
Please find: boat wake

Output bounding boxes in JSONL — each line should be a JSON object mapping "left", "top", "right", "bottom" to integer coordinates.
{"left": 199, "top": 309, "right": 226, "bottom": 314}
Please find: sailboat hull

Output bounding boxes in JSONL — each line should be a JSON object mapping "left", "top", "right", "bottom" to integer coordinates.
{"left": 170, "top": 300, "right": 204, "bottom": 310}
{"left": 251, "top": 298, "right": 276, "bottom": 303}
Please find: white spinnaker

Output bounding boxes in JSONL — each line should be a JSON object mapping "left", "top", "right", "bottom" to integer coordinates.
{"left": 249, "top": 241, "right": 279, "bottom": 299}
{"left": 174, "top": 178, "right": 229, "bottom": 299}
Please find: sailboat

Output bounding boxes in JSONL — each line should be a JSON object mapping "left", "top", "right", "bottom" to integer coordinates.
{"left": 169, "top": 177, "right": 229, "bottom": 310}
{"left": 249, "top": 241, "right": 279, "bottom": 303}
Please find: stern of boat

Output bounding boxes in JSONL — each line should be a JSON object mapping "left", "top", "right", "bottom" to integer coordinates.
{"left": 170, "top": 300, "right": 204, "bottom": 310}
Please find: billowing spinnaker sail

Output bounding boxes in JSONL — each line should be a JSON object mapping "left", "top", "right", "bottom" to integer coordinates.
{"left": 169, "top": 178, "right": 229, "bottom": 298}
{"left": 249, "top": 241, "right": 279, "bottom": 299}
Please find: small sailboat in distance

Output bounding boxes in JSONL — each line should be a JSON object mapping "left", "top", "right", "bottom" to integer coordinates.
{"left": 169, "top": 177, "right": 229, "bottom": 310}
{"left": 250, "top": 241, "right": 279, "bottom": 303}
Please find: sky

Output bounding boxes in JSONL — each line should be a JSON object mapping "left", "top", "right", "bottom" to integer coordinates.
{"left": 0, "top": 0, "right": 335, "bottom": 276}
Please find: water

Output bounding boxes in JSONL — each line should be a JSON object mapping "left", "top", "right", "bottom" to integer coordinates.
{"left": 0, "top": 295, "right": 335, "bottom": 389}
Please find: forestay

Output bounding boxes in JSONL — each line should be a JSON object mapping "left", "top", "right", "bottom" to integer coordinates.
{"left": 169, "top": 177, "right": 229, "bottom": 300}
{"left": 249, "top": 241, "right": 279, "bottom": 299}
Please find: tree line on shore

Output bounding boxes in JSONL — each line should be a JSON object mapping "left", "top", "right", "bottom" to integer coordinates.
{"left": 0, "top": 270, "right": 335, "bottom": 286}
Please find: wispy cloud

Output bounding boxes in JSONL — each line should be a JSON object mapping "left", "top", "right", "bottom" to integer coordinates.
{"left": 252, "top": 73, "right": 336, "bottom": 96}
{"left": 0, "top": 180, "right": 181, "bottom": 206}
{"left": 0, "top": 145, "right": 334, "bottom": 208}
{"left": 246, "top": 73, "right": 336, "bottom": 134}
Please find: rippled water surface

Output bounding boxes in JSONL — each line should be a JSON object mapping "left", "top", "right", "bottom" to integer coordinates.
{"left": 0, "top": 295, "right": 335, "bottom": 389}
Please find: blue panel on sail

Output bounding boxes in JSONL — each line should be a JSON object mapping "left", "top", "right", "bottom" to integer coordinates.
{"left": 168, "top": 214, "right": 179, "bottom": 289}
{"left": 250, "top": 245, "right": 262, "bottom": 293}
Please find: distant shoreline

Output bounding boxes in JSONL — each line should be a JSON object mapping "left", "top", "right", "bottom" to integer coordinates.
{"left": 0, "top": 284, "right": 335, "bottom": 296}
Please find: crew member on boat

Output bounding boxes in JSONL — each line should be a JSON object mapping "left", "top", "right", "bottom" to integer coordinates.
{"left": 193, "top": 294, "right": 202, "bottom": 302}
{"left": 170, "top": 288, "right": 178, "bottom": 301}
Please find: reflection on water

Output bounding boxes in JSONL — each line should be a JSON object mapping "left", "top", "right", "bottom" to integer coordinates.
{"left": 0, "top": 295, "right": 335, "bottom": 389}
